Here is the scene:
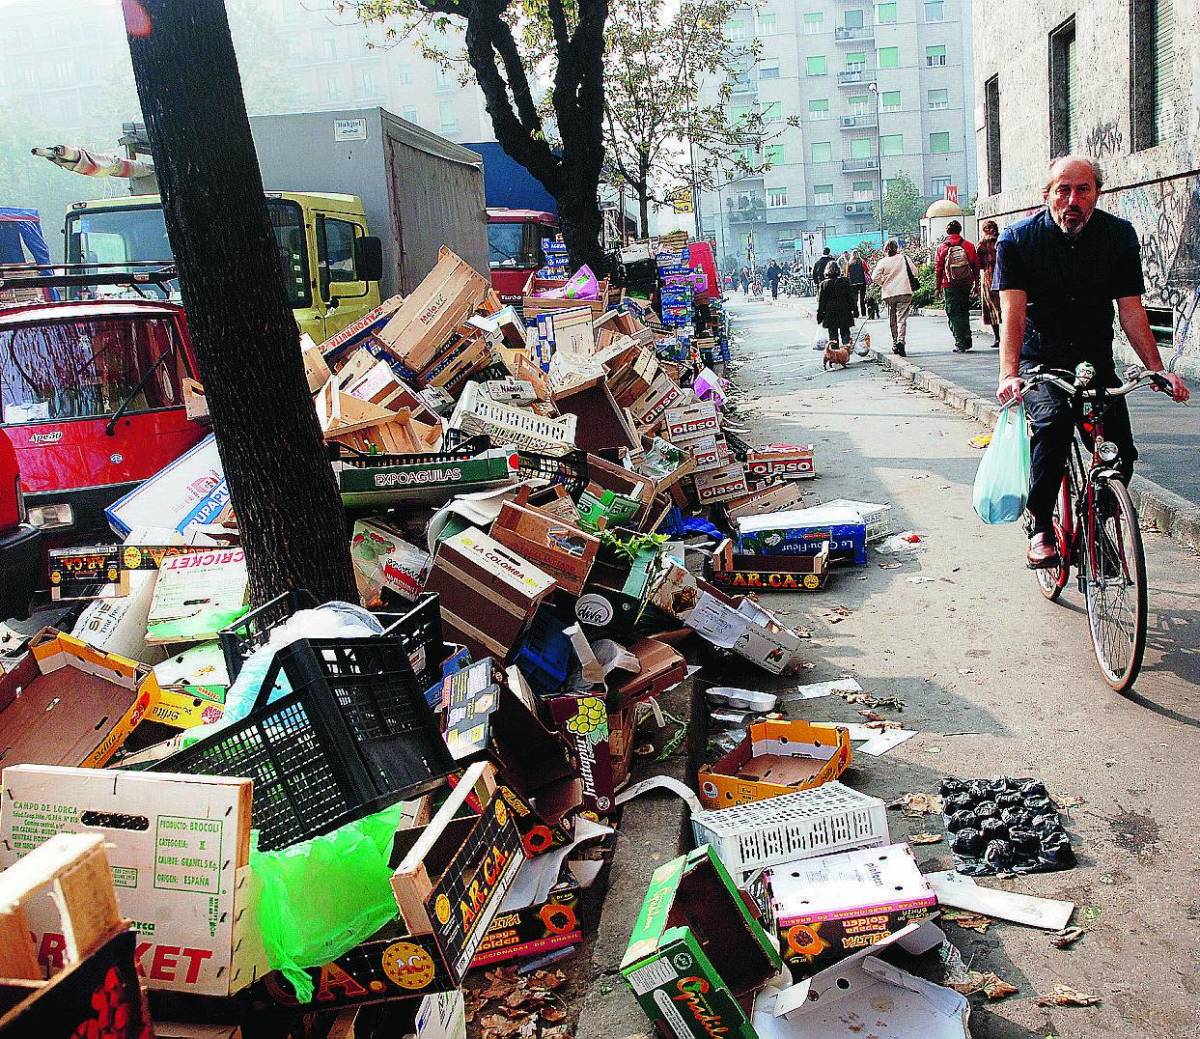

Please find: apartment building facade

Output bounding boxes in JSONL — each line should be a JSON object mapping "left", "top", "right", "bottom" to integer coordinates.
{"left": 698, "top": 0, "right": 976, "bottom": 269}
{"left": 973, "top": 0, "right": 1199, "bottom": 374}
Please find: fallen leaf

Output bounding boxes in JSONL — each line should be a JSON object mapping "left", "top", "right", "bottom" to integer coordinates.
{"left": 528, "top": 970, "right": 567, "bottom": 992}
{"left": 1052, "top": 926, "right": 1085, "bottom": 949}
{"left": 909, "top": 831, "right": 944, "bottom": 846}
{"left": 889, "top": 792, "right": 944, "bottom": 816}
{"left": 968, "top": 432, "right": 992, "bottom": 449}
{"left": 540, "top": 1006, "right": 567, "bottom": 1023}
{"left": 481, "top": 969, "right": 518, "bottom": 1000}
{"left": 480, "top": 1013, "right": 521, "bottom": 1038}
{"left": 941, "top": 907, "right": 991, "bottom": 931}
{"left": 1036, "top": 984, "right": 1101, "bottom": 1007}
{"left": 1083, "top": 906, "right": 1101, "bottom": 923}
{"left": 860, "top": 709, "right": 886, "bottom": 722}
{"left": 949, "top": 970, "right": 1017, "bottom": 1000}
{"left": 1053, "top": 794, "right": 1086, "bottom": 809}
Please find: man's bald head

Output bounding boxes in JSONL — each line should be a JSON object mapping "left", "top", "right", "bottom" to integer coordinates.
{"left": 1043, "top": 155, "right": 1104, "bottom": 236}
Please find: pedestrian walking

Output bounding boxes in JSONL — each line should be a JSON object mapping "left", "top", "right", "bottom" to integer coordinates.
{"left": 976, "top": 219, "right": 1002, "bottom": 348}
{"left": 739, "top": 267, "right": 750, "bottom": 294}
{"left": 767, "top": 258, "right": 781, "bottom": 300}
{"left": 816, "top": 262, "right": 855, "bottom": 349}
{"left": 847, "top": 251, "right": 870, "bottom": 317}
{"left": 871, "top": 239, "right": 917, "bottom": 356}
{"left": 935, "top": 219, "right": 980, "bottom": 351}
{"left": 812, "top": 247, "right": 833, "bottom": 285}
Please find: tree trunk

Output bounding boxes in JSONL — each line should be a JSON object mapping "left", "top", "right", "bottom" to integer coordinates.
{"left": 555, "top": 165, "right": 608, "bottom": 273}
{"left": 123, "top": 0, "right": 357, "bottom": 606}
{"left": 638, "top": 185, "right": 650, "bottom": 241}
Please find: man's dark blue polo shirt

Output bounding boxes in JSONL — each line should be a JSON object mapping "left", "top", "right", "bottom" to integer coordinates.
{"left": 993, "top": 207, "right": 1145, "bottom": 375}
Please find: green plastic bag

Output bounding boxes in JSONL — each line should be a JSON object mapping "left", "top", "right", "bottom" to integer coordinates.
{"left": 972, "top": 403, "right": 1031, "bottom": 524}
{"left": 250, "top": 802, "right": 408, "bottom": 1002}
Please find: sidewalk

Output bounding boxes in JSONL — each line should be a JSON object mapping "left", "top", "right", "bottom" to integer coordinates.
{"left": 763, "top": 292, "right": 1200, "bottom": 548}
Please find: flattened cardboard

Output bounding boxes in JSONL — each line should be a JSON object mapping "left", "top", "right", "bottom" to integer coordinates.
{"left": 709, "top": 539, "right": 831, "bottom": 593}
{"left": 737, "top": 506, "right": 868, "bottom": 565}
{"left": 0, "top": 765, "right": 263, "bottom": 997}
{"left": 351, "top": 518, "right": 432, "bottom": 605}
{"left": 105, "top": 435, "right": 230, "bottom": 539}
{"left": 0, "top": 632, "right": 160, "bottom": 768}
{"left": 47, "top": 546, "right": 127, "bottom": 601}
{"left": 722, "top": 482, "right": 805, "bottom": 521}
{"left": 547, "top": 694, "right": 616, "bottom": 816}
{"left": 145, "top": 549, "right": 249, "bottom": 646}
{"left": 698, "top": 719, "right": 852, "bottom": 808}
{"left": 763, "top": 844, "right": 936, "bottom": 971}
{"left": 620, "top": 845, "right": 782, "bottom": 1039}
{"left": 471, "top": 883, "right": 582, "bottom": 967}
{"left": 551, "top": 376, "right": 640, "bottom": 452}
{"left": 321, "top": 292, "right": 406, "bottom": 363}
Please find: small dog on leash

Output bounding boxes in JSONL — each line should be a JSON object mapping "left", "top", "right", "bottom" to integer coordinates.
{"left": 823, "top": 342, "right": 851, "bottom": 370}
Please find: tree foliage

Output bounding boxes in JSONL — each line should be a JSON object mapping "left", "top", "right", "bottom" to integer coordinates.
{"left": 875, "top": 172, "right": 928, "bottom": 236}
{"left": 347, "top": 0, "right": 610, "bottom": 270}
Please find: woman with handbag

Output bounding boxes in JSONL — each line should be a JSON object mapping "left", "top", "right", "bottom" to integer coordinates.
{"left": 870, "top": 239, "right": 920, "bottom": 357}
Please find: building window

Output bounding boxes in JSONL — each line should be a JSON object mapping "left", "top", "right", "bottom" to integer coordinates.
{"left": 882, "top": 89, "right": 901, "bottom": 111}
{"left": 357, "top": 67, "right": 378, "bottom": 95}
{"left": 846, "top": 51, "right": 867, "bottom": 70}
{"left": 985, "top": 75, "right": 1001, "bottom": 193}
{"left": 401, "top": 105, "right": 419, "bottom": 122}
{"left": 765, "top": 143, "right": 786, "bottom": 165}
{"left": 1131, "top": 0, "right": 1175, "bottom": 150}
{"left": 927, "top": 87, "right": 948, "bottom": 110}
{"left": 730, "top": 104, "right": 752, "bottom": 125}
{"left": 852, "top": 180, "right": 873, "bottom": 201}
{"left": 850, "top": 137, "right": 872, "bottom": 159}
{"left": 757, "top": 13, "right": 777, "bottom": 33}
{"left": 397, "top": 65, "right": 413, "bottom": 86}
{"left": 807, "top": 55, "right": 828, "bottom": 76}
{"left": 729, "top": 19, "right": 749, "bottom": 41}
{"left": 880, "top": 133, "right": 903, "bottom": 156}
{"left": 760, "top": 62, "right": 781, "bottom": 80}
{"left": 879, "top": 46, "right": 900, "bottom": 68}
{"left": 926, "top": 44, "right": 946, "bottom": 67}
{"left": 930, "top": 131, "right": 951, "bottom": 153}
{"left": 844, "top": 9, "right": 865, "bottom": 29}
{"left": 768, "top": 187, "right": 789, "bottom": 207}
{"left": 435, "top": 66, "right": 453, "bottom": 89}
{"left": 325, "top": 73, "right": 340, "bottom": 101}
{"left": 439, "top": 100, "right": 457, "bottom": 131}
{"left": 814, "top": 184, "right": 835, "bottom": 205}
{"left": 932, "top": 175, "right": 951, "bottom": 196}
{"left": 1049, "top": 17, "right": 1077, "bottom": 155}
{"left": 877, "top": 3, "right": 897, "bottom": 24}
{"left": 762, "top": 100, "right": 783, "bottom": 123}
{"left": 854, "top": 223, "right": 873, "bottom": 233}
{"left": 849, "top": 93, "right": 870, "bottom": 115}
{"left": 924, "top": 0, "right": 944, "bottom": 22}
{"left": 322, "top": 36, "right": 337, "bottom": 58}
{"left": 804, "top": 12, "right": 824, "bottom": 34}
{"left": 812, "top": 141, "right": 833, "bottom": 162}
{"left": 809, "top": 97, "right": 830, "bottom": 119}
{"left": 53, "top": 60, "right": 73, "bottom": 82}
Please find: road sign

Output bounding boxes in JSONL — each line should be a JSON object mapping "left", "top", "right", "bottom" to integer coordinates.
{"left": 669, "top": 188, "right": 693, "bottom": 214}
{"left": 945, "top": 184, "right": 959, "bottom": 205}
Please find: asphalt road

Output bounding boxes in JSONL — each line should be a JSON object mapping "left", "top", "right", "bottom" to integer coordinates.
{"left": 722, "top": 296, "right": 1200, "bottom": 1039}
{"left": 827, "top": 299, "right": 1199, "bottom": 507}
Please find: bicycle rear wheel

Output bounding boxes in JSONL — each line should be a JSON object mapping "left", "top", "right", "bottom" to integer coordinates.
{"left": 1036, "top": 475, "right": 1072, "bottom": 601}
{"left": 1084, "top": 479, "right": 1147, "bottom": 692}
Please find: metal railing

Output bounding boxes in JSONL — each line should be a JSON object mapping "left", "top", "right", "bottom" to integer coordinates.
{"left": 841, "top": 157, "right": 880, "bottom": 172}
{"left": 839, "top": 113, "right": 878, "bottom": 129}
{"left": 835, "top": 25, "right": 875, "bottom": 42}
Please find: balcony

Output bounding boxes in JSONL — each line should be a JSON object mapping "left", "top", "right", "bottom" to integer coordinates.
{"left": 837, "top": 68, "right": 876, "bottom": 88}
{"left": 842, "top": 156, "right": 880, "bottom": 173}
{"left": 835, "top": 25, "right": 874, "bottom": 42}
{"left": 728, "top": 207, "right": 767, "bottom": 223}
{"left": 844, "top": 201, "right": 875, "bottom": 216}
{"left": 839, "top": 113, "right": 877, "bottom": 129}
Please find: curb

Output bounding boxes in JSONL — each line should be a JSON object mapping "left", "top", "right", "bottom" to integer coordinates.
{"left": 574, "top": 676, "right": 703, "bottom": 1037}
{"left": 873, "top": 350, "right": 1200, "bottom": 552}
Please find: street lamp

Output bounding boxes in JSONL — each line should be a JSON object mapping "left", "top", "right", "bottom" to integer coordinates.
{"left": 867, "top": 81, "right": 885, "bottom": 248}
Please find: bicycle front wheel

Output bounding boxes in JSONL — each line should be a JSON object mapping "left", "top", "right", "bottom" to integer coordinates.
{"left": 1084, "top": 479, "right": 1147, "bottom": 692}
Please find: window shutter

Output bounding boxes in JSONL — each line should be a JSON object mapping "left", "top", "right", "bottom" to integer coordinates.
{"left": 1153, "top": 0, "right": 1175, "bottom": 141}
{"left": 1065, "top": 34, "right": 1079, "bottom": 153}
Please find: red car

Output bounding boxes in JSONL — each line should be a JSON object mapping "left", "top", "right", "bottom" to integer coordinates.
{"left": 0, "top": 427, "right": 39, "bottom": 618}
{"left": 0, "top": 291, "right": 206, "bottom": 543}
{"left": 487, "top": 208, "right": 559, "bottom": 307}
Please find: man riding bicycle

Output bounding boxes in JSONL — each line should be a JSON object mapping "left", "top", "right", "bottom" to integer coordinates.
{"left": 993, "top": 156, "right": 1190, "bottom": 569}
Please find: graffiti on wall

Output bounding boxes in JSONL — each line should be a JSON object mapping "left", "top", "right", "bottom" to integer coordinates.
{"left": 1109, "top": 174, "right": 1200, "bottom": 366}
{"left": 1084, "top": 121, "right": 1125, "bottom": 160}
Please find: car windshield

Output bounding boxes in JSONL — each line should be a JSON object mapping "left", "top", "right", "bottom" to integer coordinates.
{"left": 0, "top": 314, "right": 188, "bottom": 424}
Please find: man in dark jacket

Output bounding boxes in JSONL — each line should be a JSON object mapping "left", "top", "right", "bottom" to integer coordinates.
{"left": 846, "top": 251, "right": 870, "bottom": 317}
{"left": 935, "top": 220, "right": 980, "bottom": 351}
{"left": 812, "top": 247, "right": 833, "bottom": 285}
{"left": 994, "top": 156, "right": 1189, "bottom": 568}
{"left": 766, "top": 259, "right": 781, "bottom": 300}
{"left": 816, "top": 263, "right": 855, "bottom": 347}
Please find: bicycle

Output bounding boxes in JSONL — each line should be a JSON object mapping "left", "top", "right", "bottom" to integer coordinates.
{"left": 1022, "top": 363, "right": 1176, "bottom": 692}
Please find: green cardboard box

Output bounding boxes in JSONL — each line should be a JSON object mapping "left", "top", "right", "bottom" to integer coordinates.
{"left": 620, "top": 845, "right": 782, "bottom": 1039}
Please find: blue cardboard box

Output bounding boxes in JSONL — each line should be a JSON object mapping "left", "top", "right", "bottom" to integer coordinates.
{"left": 735, "top": 506, "right": 869, "bottom": 565}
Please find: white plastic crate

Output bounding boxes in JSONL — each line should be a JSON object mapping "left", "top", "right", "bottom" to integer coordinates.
{"left": 691, "top": 781, "right": 890, "bottom": 885}
{"left": 448, "top": 381, "right": 577, "bottom": 457}
{"left": 820, "top": 498, "right": 894, "bottom": 542}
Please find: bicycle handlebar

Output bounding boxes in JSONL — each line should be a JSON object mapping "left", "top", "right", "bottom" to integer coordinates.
{"left": 1021, "top": 365, "right": 1172, "bottom": 400}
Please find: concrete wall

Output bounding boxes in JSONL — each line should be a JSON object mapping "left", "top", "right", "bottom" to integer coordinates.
{"left": 972, "top": 0, "right": 1200, "bottom": 374}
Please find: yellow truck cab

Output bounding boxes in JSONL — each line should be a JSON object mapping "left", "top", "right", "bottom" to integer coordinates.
{"left": 63, "top": 190, "right": 384, "bottom": 342}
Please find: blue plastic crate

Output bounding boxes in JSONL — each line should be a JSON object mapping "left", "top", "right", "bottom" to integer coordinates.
{"left": 512, "top": 607, "right": 573, "bottom": 698}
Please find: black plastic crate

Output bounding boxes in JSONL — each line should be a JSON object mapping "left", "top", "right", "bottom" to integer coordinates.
{"left": 326, "top": 434, "right": 491, "bottom": 468}
{"left": 153, "top": 636, "right": 455, "bottom": 851}
{"left": 442, "top": 427, "right": 586, "bottom": 493}
{"left": 377, "top": 592, "right": 448, "bottom": 692}
{"left": 219, "top": 589, "right": 318, "bottom": 680}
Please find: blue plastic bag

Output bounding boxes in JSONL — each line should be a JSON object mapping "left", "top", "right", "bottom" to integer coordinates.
{"left": 973, "top": 404, "right": 1031, "bottom": 524}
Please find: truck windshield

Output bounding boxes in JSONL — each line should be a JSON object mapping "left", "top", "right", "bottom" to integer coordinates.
{"left": 488, "top": 222, "right": 545, "bottom": 269}
{"left": 65, "top": 199, "right": 310, "bottom": 307}
{"left": 0, "top": 315, "right": 187, "bottom": 424}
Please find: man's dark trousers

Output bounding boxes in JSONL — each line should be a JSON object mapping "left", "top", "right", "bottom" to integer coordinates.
{"left": 1022, "top": 372, "right": 1138, "bottom": 533}
{"left": 944, "top": 285, "right": 973, "bottom": 349}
